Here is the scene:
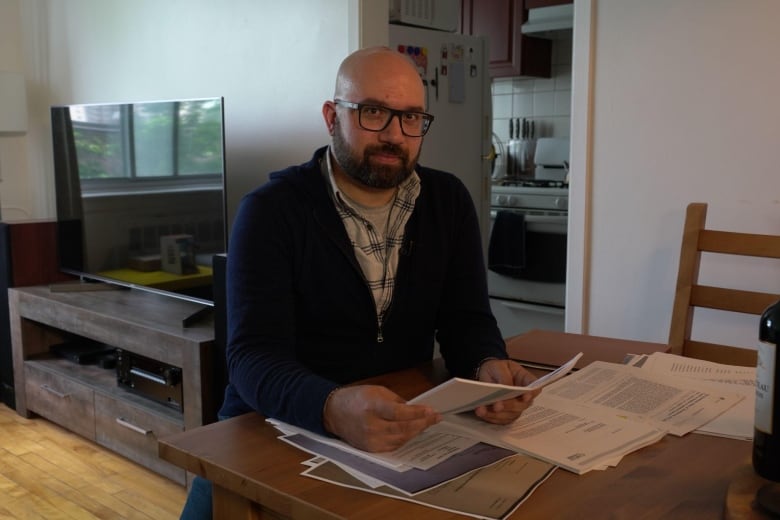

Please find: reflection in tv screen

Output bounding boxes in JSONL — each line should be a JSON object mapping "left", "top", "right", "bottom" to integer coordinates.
{"left": 51, "top": 97, "right": 227, "bottom": 306}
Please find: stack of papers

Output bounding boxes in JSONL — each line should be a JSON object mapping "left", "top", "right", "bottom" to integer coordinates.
{"left": 625, "top": 351, "right": 755, "bottom": 440}
{"left": 270, "top": 420, "right": 556, "bottom": 520}
{"left": 302, "top": 455, "right": 555, "bottom": 519}
{"left": 435, "top": 360, "right": 745, "bottom": 473}
{"left": 267, "top": 355, "right": 583, "bottom": 519}
{"left": 269, "top": 351, "right": 748, "bottom": 517}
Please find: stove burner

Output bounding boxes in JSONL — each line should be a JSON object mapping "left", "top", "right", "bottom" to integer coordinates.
{"left": 498, "top": 178, "right": 567, "bottom": 188}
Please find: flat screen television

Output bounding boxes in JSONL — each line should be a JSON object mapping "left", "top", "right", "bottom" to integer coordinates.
{"left": 51, "top": 97, "right": 227, "bottom": 309}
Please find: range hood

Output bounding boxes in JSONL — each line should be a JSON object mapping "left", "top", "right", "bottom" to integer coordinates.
{"left": 521, "top": 4, "right": 573, "bottom": 35}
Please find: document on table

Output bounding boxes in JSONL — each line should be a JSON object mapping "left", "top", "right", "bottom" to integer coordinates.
{"left": 409, "top": 352, "right": 583, "bottom": 414}
{"left": 268, "top": 418, "right": 477, "bottom": 471}
{"left": 625, "top": 352, "right": 755, "bottom": 440}
{"left": 538, "top": 360, "right": 744, "bottom": 436}
{"left": 302, "top": 453, "right": 556, "bottom": 520}
{"left": 429, "top": 359, "right": 745, "bottom": 474}
{"left": 274, "top": 355, "right": 742, "bottom": 483}
{"left": 280, "top": 433, "right": 516, "bottom": 495}
{"left": 433, "top": 397, "right": 666, "bottom": 474}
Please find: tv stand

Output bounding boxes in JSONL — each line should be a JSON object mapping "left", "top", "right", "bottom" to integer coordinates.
{"left": 182, "top": 305, "right": 213, "bottom": 328}
{"left": 9, "top": 285, "right": 217, "bottom": 485}
{"left": 49, "top": 279, "right": 126, "bottom": 292}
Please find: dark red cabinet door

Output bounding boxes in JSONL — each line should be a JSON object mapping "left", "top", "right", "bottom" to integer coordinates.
{"left": 461, "top": 0, "right": 552, "bottom": 78}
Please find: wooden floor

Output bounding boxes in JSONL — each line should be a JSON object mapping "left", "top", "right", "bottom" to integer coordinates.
{"left": 0, "top": 403, "right": 186, "bottom": 519}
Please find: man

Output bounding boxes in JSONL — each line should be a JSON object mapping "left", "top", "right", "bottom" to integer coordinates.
{"left": 180, "top": 46, "right": 539, "bottom": 519}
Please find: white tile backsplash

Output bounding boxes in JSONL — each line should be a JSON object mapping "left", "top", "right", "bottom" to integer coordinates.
{"left": 533, "top": 91, "right": 556, "bottom": 116}
{"left": 532, "top": 76, "right": 556, "bottom": 93}
{"left": 491, "top": 35, "right": 573, "bottom": 145}
{"left": 491, "top": 80, "right": 514, "bottom": 95}
{"left": 492, "top": 93, "right": 513, "bottom": 119}
{"left": 553, "top": 65, "right": 572, "bottom": 90}
{"left": 512, "top": 93, "right": 534, "bottom": 115}
{"left": 554, "top": 90, "right": 571, "bottom": 117}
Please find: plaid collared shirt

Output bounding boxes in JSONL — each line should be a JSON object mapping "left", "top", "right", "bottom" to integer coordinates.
{"left": 323, "top": 150, "right": 420, "bottom": 337}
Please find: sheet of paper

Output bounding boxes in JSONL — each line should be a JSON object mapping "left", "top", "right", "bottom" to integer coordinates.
{"left": 268, "top": 419, "right": 477, "bottom": 470}
{"left": 280, "top": 433, "right": 516, "bottom": 496}
{"left": 302, "top": 454, "right": 556, "bottom": 520}
{"left": 627, "top": 352, "right": 755, "bottom": 440}
{"left": 433, "top": 398, "right": 665, "bottom": 475}
{"left": 409, "top": 352, "right": 583, "bottom": 414}
{"left": 636, "top": 352, "right": 756, "bottom": 380}
{"left": 541, "top": 360, "right": 744, "bottom": 436}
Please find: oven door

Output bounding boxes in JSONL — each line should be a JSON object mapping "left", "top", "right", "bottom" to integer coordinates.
{"left": 487, "top": 209, "right": 567, "bottom": 336}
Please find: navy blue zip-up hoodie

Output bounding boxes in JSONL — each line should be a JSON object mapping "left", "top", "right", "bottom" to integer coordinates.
{"left": 219, "top": 147, "right": 507, "bottom": 434}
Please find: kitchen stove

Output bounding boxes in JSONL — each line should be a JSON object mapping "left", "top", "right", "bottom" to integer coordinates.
{"left": 491, "top": 183, "right": 568, "bottom": 213}
{"left": 487, "top": 181, "right": 568, "bottom": 338}
{"left": 496, "top": 178, "right": 566, "bottom": 188}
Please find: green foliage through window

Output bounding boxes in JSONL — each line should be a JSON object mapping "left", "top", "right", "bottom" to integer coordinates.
{"left": 70, "top": 99, "right": 223, "bottom": 181}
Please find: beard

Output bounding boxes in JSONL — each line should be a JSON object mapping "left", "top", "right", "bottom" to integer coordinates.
{"left": 331, "top": 122, "right": 418, "bottom": 189}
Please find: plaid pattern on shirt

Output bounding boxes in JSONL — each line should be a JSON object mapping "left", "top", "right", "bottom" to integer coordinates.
{"left": 323, "top": 151, "right": 420, "bottom": 333}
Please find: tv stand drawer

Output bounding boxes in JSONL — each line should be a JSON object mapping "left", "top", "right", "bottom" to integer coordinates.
{"left": 25, "top": 362, "right": 96, "bottom": 440}
{"left": 95, "top": 394, "right": 185, "bottom": 485}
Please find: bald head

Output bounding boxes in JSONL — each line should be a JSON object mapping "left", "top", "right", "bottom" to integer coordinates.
{"left": 334, "top": 47, "right": 425, "bottom": 110}
{"left": 322, "top": 47, "right": 429, "bottom": 202}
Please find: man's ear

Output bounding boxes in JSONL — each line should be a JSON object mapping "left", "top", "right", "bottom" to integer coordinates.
{"left": 322, "top": 102, "right": 337, "bottom": 135}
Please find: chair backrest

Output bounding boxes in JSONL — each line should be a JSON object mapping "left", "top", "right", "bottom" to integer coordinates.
{"left": 668, "top": 202, "right": 780, "bottom": 367}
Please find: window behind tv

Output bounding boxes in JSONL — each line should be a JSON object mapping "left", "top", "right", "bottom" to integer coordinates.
{"left": 52, "top": 97, "right": 227, "bottom": 306}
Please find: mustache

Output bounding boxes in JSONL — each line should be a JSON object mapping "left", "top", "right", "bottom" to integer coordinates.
{"left": 365, "top": 144, "right": 406, "bottom": 157}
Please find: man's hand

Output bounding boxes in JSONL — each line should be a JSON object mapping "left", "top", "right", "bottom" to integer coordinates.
{"left": 322, "top": 385, "right": 441, "bottom": 452}
{"left": 473, "top": 359, "right": 540, "bottom": 425}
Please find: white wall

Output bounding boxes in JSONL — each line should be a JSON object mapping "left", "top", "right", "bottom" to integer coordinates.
{"left": 568, "top": 0, "right": 780, "bottom": 348}
{"left": 0, "top": 0, "right": 29, "bottom": 220}
{"left": 0, "top": 0, "right": 371, "bottom": 226}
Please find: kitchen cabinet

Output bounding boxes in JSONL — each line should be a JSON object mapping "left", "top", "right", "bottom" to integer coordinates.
{"left": 461, "top": 0, "right": 552, "bottom": 78}
{"left": 525, "top": 0, "right": 572, "bottom": 8}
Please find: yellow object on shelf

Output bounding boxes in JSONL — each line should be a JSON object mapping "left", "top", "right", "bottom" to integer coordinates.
{"left": 99, "top": 266, "right": 213, "bottom": 291}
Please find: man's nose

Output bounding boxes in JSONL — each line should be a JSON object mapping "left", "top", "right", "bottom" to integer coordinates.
{"left": 379, "top": 113, "right": 406, "bottom": 141}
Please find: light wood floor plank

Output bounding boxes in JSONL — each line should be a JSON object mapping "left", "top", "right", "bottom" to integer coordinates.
{"left": 0, "top": 491, "right": 51, "bottom": 520}
{"left": 38, "top": 475, "right": 129, "bottom": 520}
{"left": 0, "top": 451, "right": 96, "bottom": 519}
{"left": 0, "top": 404, "right": 185, "bottom": 519}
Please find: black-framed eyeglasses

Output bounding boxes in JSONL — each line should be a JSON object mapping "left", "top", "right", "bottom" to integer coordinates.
{"left": 333, "top": 99, "right": 434, "bottom": 137}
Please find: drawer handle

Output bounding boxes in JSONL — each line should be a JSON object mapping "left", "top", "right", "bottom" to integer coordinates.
{"left": 129, "top": 367, "right": 168, "bottom": 386}
{"left": 41, "top": 384, "right": 70, "bottom": 399}
{"left": 116, "top": 417, "right": 152, "bottom": 436}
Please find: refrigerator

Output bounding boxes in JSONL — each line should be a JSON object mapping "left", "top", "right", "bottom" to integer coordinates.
{"left": 388, "top": 24, "right": 493, "bottom": 254}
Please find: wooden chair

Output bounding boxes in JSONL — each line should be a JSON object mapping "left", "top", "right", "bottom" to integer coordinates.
{"left": 668, "top": 202, "right": 780, "bottom": 366}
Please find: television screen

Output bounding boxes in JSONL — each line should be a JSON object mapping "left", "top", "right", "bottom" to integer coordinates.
{"left": 51, "top": 97, "right": 226, "bottom": 307}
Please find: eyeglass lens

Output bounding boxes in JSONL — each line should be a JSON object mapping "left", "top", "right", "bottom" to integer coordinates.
{"left": 359, "top": 106, "right": 430, "bottom": 137}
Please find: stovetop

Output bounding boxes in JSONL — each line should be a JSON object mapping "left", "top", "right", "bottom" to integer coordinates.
{"left": 491, "top": 180, "right": 568, "bottom": 211}
{"left": 495, "top": 177, "right": 568, "bottom": 189}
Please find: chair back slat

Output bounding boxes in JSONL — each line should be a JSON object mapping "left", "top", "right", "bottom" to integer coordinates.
{"left": 699, "top": 230, "right": 780, "bottom": 258}
{"left": 690, "top": 285, "right": 780, "bottom": 315}
{"left": 668, "top": 202, "right": 780, "bottom": 367}
{"left": 682, "top": 339, "right": 757, "bottom": 367}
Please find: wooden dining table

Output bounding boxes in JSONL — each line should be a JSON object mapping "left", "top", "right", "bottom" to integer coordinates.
{"left": 158, "top": 329, "right": 761, "bottom": 519}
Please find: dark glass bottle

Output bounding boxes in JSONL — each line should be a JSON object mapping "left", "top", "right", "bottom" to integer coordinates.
{"left": 754, "top": 300, "right": 780, "bottom": 481}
